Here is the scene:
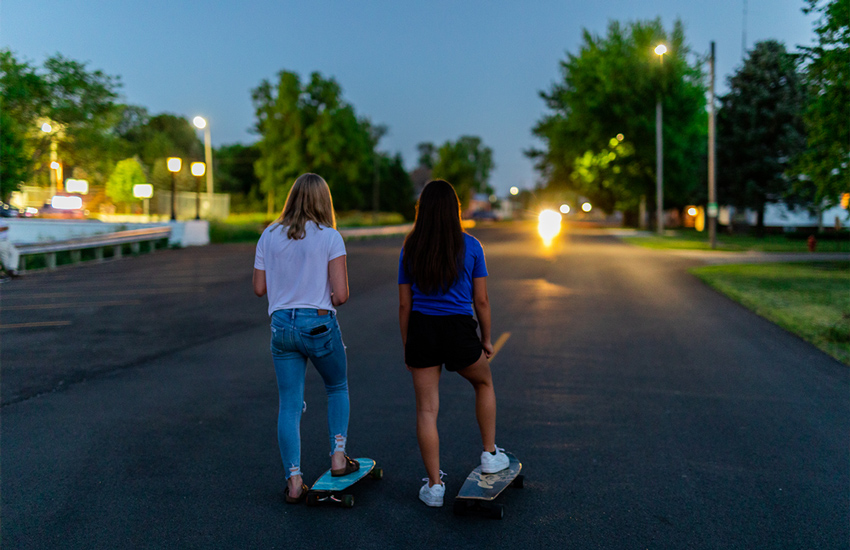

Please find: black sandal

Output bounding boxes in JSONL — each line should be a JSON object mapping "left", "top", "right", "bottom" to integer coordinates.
{"left": 285, "top": 483, "right": 309, "bottom": 504}
{"left": 331, "top": 455, "right": 360, "bottom": 477}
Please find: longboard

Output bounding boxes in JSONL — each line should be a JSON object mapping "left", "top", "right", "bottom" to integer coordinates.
{"left": 305, "top": 458, "right": 382, "bottom": 508}
{"left": 453, "top": 452, "right": 523, "bottom": 519}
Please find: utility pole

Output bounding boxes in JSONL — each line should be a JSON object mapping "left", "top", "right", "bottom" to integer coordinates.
{"left": 708, "top": 41, "right": 718, "bottom": 249}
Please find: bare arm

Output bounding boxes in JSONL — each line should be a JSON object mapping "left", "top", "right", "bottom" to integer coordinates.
{"left": 473, "top": 277, "right": 493, "bottom": 358}
{"left": 329, "top": 255, "right": 349, "bottom": 306}
{"left": 398, "top": 283, "right": 412, "bottom": 347}
{"left": 253, "top": 268, "right": 267, "bottom": 297}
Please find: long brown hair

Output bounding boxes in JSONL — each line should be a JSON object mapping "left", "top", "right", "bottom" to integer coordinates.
{"left": 276, "top": 173, "right": 336, "bottom": 239}
{"left": 402, "top": 179, "right": 465, "bottom": 294}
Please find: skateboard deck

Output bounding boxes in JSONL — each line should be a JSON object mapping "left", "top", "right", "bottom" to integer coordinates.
{"left": 306, "top": 458, "right": 382, "bottom": 507}
{"left": 454, "top": 452, "right": 523, "bottom": 518}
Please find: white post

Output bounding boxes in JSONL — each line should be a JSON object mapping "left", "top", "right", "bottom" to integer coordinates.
{"left": 204, "top": 126, "right": 213, "bottom": 217}
{"left": 656, "top": 100, "right": 664, "bottom": 235}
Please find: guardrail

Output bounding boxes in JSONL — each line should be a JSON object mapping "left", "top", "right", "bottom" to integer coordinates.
{"left": 17, "top": 226, "right": 172, "bottom": 272}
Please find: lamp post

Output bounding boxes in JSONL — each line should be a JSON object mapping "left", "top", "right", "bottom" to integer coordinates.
{"left": 191, "top": 162, "right": 206, "bottom": 220}
{"left": 167, "top": 157, "right": 182, "bottom": 221}
{"left": 193, "top": 117, "right": 214, "bottom": 217}
{"left": 133, "top": 184, "right": 154, "bottom": 218}
{"left": 708, "top": 41, "right": 718, "bottom": 249}
{"left": 41, "top": 121, "right": 63, "bottom": 195}
{"left": 654, "top": 44, "right": 667, "bottom": 235}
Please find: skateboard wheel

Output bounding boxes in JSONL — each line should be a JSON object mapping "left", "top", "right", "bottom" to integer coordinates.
{"left": 370, "top": 468, "right": 383, "bottom": 480}
{"left": 511, "top": 475, "right": 524, "bottom": 489}
{"left": 341, "top": 494, "right": 354, "bottom": 508}
{"left": 306, "top": 493, "right": 319, "bottom": 507}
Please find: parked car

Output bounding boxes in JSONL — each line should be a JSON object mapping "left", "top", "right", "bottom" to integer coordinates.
{"left": 471, "top": 210, "right": 500, "bottom": 222}
{"left": 0, "top": 202, "right": 20, "bottom": 217}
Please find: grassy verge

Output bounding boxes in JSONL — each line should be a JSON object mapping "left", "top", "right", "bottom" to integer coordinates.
{"left": 690, "top": 261, "right": 850, "bottom": 365}
{"left": 209, "top": 211, "right": 408, "bottom": 244}
{"left": 624, "top": 229, "right": 850, "bottom": 252}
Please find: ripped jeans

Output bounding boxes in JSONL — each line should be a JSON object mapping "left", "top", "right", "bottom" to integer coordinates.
{"left": 270, "top": 308, "right": 350, "bottom": 479}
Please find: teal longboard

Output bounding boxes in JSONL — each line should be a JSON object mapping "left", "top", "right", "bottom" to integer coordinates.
{"left": 305, "top": 458, "right": 382, "bottom": 508}
{"left": 453, "top": 452, "right": 523, "bottom": 519}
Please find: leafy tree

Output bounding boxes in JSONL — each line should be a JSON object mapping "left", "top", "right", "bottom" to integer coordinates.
{"left": 793, "top": 0, "right": 850, "bottom": 212}
{"left": 376, "top": 152, "right": 415, "bottom": 219}
{"left": 418, "top": 136, "right": 494, "bottom": 207}
{"left": 0, "top": 50, "right": 47, "bottom": 197}
{"left": 120, "top": 112, "right": 203, "bottom": 168}
{"left": 39, "top": 54, "right": 123, "bottom": 185}
{"left": 252, "top": 70, "right": 386, "bottom": 213}
{"left": 106, "top": 157, "right": 147, "bottom": 207}
{"left": 529, "top": 19, "right": 707, "bottom": 217}
{"left": 214, "top": 143, "right": 264, "bottom": 212}
{"left": 717, "top": 40, "right": 806, "bottom": 232}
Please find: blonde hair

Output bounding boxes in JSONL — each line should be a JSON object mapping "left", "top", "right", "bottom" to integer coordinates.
{"left": 276, "top": 173, "right": 337, "bottom": 239}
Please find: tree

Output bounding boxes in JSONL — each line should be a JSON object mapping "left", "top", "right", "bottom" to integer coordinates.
{"left": 40, "top": 54, "right": 123, "bottom": 185}
{"left": 529, "top": 19, "right": 707, "bottom": 217}
{"left": 252, "top": 70, "right": 385, "bottom": 213}
{"left": 418, "top": 136, "right": 494, "bottom": 207}
{"left": 214, "top": 143, "right": 263, "bottom": 212}
{"left": 0, "top": 50, "right": 47, "bottom": 197}
{"left": 106, "top": 157, "right": 147, "bottom": 207}
{"left": 793, "top": 0, "right": 850, "bottom": 213}
{"left": 717, "top": 40, "right": 806, "bottom": 232}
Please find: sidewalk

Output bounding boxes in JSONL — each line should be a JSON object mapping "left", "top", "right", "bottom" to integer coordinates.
{"left": 663, "top": 249, "right": 850, "bottom": 265}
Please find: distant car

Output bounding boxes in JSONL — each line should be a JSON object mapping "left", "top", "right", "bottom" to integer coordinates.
{"left": 471, "top": 210, "right": 500, "bottom": 222}
{"left": 0, "top": 202, "right": 20, "bottom": 217}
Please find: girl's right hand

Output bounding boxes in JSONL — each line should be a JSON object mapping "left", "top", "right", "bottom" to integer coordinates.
{"left": 482, "top": 340, "right": 494, "bottom": 358}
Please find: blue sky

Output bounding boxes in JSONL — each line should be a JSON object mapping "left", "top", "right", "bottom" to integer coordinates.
{"left": 3, "top": 1, "right": 814, "bottom": 195}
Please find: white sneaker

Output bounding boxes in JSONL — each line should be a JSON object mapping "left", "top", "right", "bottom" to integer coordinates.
{"left": 480, "top": 446, "right": 510, "bottom": 473}
{"left": 419, "top": 474, "right": 446, "bottom": 507}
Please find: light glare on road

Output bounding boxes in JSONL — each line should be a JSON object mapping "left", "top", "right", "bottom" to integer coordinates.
{"left": 538, "top": 209, "right": 562, "bottom": 246}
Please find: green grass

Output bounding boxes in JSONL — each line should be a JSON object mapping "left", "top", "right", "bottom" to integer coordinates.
{"left": 209, "top": 211, "right": 408, "bottom": 243}
{"left": 624, "top": 229, "right": 850, "bottom": 253}
{"left": 691, "top": 261, "right": 850, "bottom": 365}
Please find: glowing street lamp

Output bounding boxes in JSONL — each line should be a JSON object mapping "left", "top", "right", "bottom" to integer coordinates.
{"left": 559, "top": 204, "right": 571, "bottom": 214}
{"left": 510, "top": 186, "right": 519, "bottom": 196}
{"left": 654, "top": 44, "right": 667, "bottom": 235}
{"left": 537, "top": 209, "right": 562, "bottom": 247}
{"left": 133, "top": 183, "right": 154, "bottom": 217}
{"left": 193, "top": 116, "right": 214, "bottom": 215}
{"left": 167, "top": 157, "right": 182, "bottom": 221}
{"left": 581, "top": 202, "right": 592, "bottom": 213}
{"left": 191, "top": 162, "right": 206, "bottom": 220}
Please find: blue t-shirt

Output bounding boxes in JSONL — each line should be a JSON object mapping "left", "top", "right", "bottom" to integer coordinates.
{"left": 398, "top": 233, "right": 488, "bottom": 316}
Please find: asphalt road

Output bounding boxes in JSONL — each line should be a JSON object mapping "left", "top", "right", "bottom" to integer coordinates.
{"left": 2, "top": 222, "right": 848, "bottom": 549}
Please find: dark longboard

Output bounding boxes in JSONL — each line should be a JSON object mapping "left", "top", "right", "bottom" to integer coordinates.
{"left": 453, "top": 452, "right": 523, "bottom": 519}
{"left": 305, "top": 458, "right": 382, "bottom": 508}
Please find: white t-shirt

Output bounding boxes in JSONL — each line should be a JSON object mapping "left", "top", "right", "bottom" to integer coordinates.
{"left": 254, "top": 221, "right": 346, "bottom": 316}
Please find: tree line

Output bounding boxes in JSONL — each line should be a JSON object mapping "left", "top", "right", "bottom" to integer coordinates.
{"left": 529, "top": 0, "right": 848, "bottom": 232}
{"left": 1, "top": 54, "right": 496, "bottom": 218}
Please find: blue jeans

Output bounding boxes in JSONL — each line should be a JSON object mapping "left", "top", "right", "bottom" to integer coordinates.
{"left": 270, "top": 308, "right": 350, "bottom": 479}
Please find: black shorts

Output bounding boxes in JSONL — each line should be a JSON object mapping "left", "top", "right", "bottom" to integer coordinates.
{"left": 405, "top": 311, "right": 484, "bottom": 372}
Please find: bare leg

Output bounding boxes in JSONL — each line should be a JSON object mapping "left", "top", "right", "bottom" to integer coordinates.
{"left": 287, "top": 474, "right": 303, "bottom": 498}
{"left": 456, "top": 352, "right": 497, "bottom": 453}
{"left": 410, "top": 365, "right": 442, "bottom": 486}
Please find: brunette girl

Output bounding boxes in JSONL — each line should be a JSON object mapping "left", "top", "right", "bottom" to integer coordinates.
{"left": 398, "top": 179, "right": 510, "bottom": 507}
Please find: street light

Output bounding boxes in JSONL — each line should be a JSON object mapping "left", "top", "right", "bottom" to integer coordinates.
{"left": 191, "top": 162, "right": 206, "bottom": 220}
{"left": 41, "top": 120, "right": 63, "bottom": 194}
{"left": 167, "top": 157, "right": 182, "bottom": 221}
{"left": 193, "top": 116, "right": 214, "bottom": 217}
{"left": 510, "top": 186, "right": 519, "bottom": 196}
{"left": 133, "top": 183, "right": 154, "bottom": 218}
{"left": 655, "top": 44, "right": 667, "bottom": 235}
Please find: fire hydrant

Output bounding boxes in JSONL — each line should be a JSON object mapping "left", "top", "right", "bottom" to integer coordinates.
{"left": 807, "top": 234, "right": 817, "bottom": 252}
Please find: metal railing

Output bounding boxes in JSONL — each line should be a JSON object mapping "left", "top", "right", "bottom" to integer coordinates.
{"left": 17, "top": 226, "right": 171, "bottom": 272}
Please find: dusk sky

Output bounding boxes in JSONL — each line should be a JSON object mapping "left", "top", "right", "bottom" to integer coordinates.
{"left": 3, "top": 1, "right": 815, "bottom": 195}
